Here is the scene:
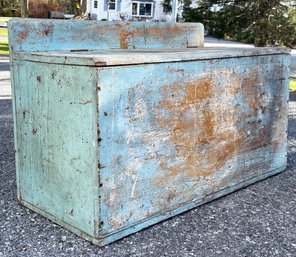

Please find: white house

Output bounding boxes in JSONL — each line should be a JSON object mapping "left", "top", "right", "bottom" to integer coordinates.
{"left": 85, "top": 0, "right": 177, "bottom": 22}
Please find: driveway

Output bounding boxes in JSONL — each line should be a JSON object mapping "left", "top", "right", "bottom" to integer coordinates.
{"left": 205, "top": 36, "right": 296, "bottom": 78}
{"left": 205, "top": 36, "right": 254, "bottom": 48}
{"left": 0, "top": 56, "right": 10, "bottom": 99}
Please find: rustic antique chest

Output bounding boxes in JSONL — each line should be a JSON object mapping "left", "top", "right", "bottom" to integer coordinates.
{"left": 8, "top": 19, "right": 290, "bottom": 246}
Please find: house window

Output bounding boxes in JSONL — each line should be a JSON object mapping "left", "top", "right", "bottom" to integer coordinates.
{"left": 132, "top": 1, "right": 154, "bottom": 17}
{"left": 109, "top": 0, "right": 116, "bottom": 10}
{"left": 94, "top": 0, "right": 98, "bottom": 8}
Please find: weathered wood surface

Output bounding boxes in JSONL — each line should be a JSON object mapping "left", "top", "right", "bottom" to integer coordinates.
{"left": 12, "top": 61, "right": 100, "bottom": 237}
{"left": 9, "top": 19, "right": 290, "bottom": 246}
{"left": 13, "top": 47, "right": 290, "bottom": 66}
{"left": 11, "top": 49, "right": 290, "bottom": 245}
{"left": 8, "top": 19, "right": 204, "bottom": 53}
{"left": 98, "top": 54, "right": 290, "bottom": 237}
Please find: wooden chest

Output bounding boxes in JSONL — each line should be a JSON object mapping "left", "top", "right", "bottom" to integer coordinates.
{"left": 8, "top": 19, "right": 290, "bottom": 246}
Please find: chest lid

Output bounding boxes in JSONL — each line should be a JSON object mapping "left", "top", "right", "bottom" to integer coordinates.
{"left": 13, "top": 47, "right": 290, "bottom": 67}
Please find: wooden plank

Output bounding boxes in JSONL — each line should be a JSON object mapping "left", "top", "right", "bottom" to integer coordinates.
{"left": 97, "top": 54, "right": 289, "bottom": 236}
{"left": 12, "top": 60, "right": 100, "bottom": 237}
{"left": 8, "top": 19, "right": 204, "bottom": 53}
{"left": 12, "top": 47, "right": 290, "bottom": 67}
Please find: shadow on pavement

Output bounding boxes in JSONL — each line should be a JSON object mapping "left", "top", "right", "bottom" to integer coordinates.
{"left": 290, "top": 91, "right": 296, "bottom": 101}
{"left": 0, "top": 98, "right": 12, "bottom": 116}
{"left": 0, "top": 62, "right": 10, "bottom": 72}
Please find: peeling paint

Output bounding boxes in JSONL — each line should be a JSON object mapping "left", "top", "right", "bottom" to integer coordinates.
{"left": 8, "top": 19, "right": 204, "bottom": 52}
{"left": 153, "top": 75, "right": 245, "bottom": 186}
{"left": 80, "top": 99, "right": 93, "bottom": 105}
{"left": 99, "top": 56, "right": 289, "bottom": 236}
{"left": 9, "top": 18, "right": 290, "bottom": 246}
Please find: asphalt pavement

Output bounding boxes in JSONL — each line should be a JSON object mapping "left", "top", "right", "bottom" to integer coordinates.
{"left": 1, "top": 40, "right": 296, "bottom": 256}
{"left": 0, "top": 56, "right": 10, "bottom": 99}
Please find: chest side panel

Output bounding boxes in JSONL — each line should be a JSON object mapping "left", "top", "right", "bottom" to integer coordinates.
{"left": 13, "top": 61, "right": 99, "bottom": 236}
{"left": 97, "top": 55, "right": 289, "bottom": 235}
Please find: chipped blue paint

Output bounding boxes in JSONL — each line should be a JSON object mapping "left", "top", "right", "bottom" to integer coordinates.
{"left": 98, "top": 55, "right": 290, "bottom": 235}
{"left": 8, "top": 19, "right": 204, "bottom": 53}
{"left": 8, "top": 19, "right": 290, "bottom": 246}
{"left": 12, "top": 61, "right": 99, "bottom": 236}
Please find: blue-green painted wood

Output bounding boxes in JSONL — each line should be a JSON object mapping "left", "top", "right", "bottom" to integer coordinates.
{"left": 9, "top": 19, "right": 290, "bottom": 246}
{"left": 12, "top": 47, "right": 290, "bottom": 67}
{"left": 8, "top": 19, "right": 204, "bottom": 53}
{"left": 12, "top": 61, "right": 100, "bottom": 237}
{"left": 11, "top": 50, "right": 290, "bottom": 246}
{"left": 97, "top": 54, "right": 290, "bottom": 235}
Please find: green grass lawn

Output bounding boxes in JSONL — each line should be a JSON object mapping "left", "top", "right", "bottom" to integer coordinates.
{"left": 290, "top": 80, "right": 296, "bottom": 92}
{"left": 0, "top": 17, "right": 9, "bottom": 42}
{"left": 0, "top": 42, "right": 9, "bottom": 55}
{"left": 0, "top": 28, "right": 8, "bottom": 38}
{"left": 0, "top": 17, "right": 11, "bottom": 26}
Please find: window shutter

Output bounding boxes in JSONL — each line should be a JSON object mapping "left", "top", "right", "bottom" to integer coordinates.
{"left": 116, "top": 0, "right": 121, "bottom": 12}
{"left": 104, "top": 0, "right": 108, "bottom": 11}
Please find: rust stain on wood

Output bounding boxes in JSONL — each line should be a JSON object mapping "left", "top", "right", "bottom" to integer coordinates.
{"left": 118, "top": 24, "right": 142, "bottom": 49}
{"left": 117, "top": 23, "right": 185, "bottom": 49}
{"left": 41, "top": 23, "right": 54, "bottom": 36}
{"left": 119, "top": 29, "right": 142, "bottom": 49}
{"left": 19, "top": 31, "right": 28, "bottom": 40}
{"left": 151, "top": 67, "right": 287, "bottom": 189}
{"left": 119, "top": 30, "right": 134, "bottom": 49}
{"left": 17, "top": 31, "right": 29, "bottom": 44}
{"left": 153, "top": 76, "right": 246, "bottom": 186}
{"left": 240, "top": 68, "right": 286, "bottom": 152}
{"left": 146, "top": 26, "right": 185, "bottom": 38}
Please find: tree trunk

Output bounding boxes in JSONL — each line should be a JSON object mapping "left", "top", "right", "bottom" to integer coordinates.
{"left": 21, "top": 0, "right": 29, "bottom": 18}
{"left": 81, "top": 0, "right": 87, "bottom": 15}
